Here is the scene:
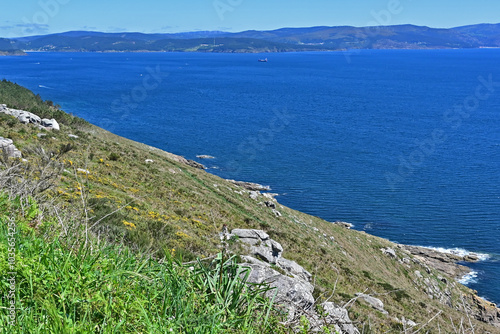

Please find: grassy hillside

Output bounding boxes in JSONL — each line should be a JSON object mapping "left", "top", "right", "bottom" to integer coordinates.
{"left": 0, "top": 193, "right": 280, "bottom": 333}
{"left": 1, "top": 80, "right": 499, "bottom": 333}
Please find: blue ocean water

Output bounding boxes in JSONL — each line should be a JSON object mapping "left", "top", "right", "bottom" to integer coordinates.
{"left": 1, "top": 50, "right": 499, "bottom": 304}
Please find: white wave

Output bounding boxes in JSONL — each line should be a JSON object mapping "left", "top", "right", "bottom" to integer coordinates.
{"left": 418, "top": 246, "right": 490, "bottom": 261}
{"left": 363, "top": 223, "right": 374, "bottom": 230}
{"left": 38, "top": 85, "right": 53, "bottom": 89}
{"left": 458, "top": 271, "right": 478, "bottom": 285}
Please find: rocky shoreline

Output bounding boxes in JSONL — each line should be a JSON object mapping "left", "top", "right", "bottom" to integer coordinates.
{"left": 399, "top": 245, "right": 480, "bottom": 280}
{"left": 223, "top": 178, "right": 487, "bottom": 286}
{"left": 3, "top": 101, "right": 499, "bottom": 330}
{"left": 223, "top": 177, "right": 485, "bottom": 286}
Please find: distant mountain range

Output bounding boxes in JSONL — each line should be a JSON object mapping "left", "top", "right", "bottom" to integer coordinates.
{"left": 2, "top": 23, "right": 500, "bottom": 54}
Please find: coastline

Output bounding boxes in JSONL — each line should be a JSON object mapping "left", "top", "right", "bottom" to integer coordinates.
{"left": 2, "top": 93, "right": 500, "bottom": 330}
{"left": 11, "top": 46, "right": 500, "bottom": 55}
{"left": 200, "top": 175, "right": 492, "bottom": 300}
{"left": 1, "top": 96, "right": 487, "bottom": 292}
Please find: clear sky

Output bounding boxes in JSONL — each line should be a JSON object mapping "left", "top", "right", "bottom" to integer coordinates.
{"left": 1, "top": 0, "right": 499, "bottom": 38}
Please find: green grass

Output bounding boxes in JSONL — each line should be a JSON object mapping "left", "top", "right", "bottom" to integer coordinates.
{"left": 0, "top": 192, "right": 281, "bottom": 333}
{"left": 1, "top": 79, "right": 499, "bottom": 333}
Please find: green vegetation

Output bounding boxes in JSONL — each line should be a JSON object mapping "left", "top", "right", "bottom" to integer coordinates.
{"left": 17, "top": 36, "right": 312, "bottom": 53}
{"left": 1, "top": 80, "right": 499, "bottom": 333}
{"left": 0, "top": 193, "right": 278, "bottom": 333}
{"left": 0, "top": 79, "right": 88, "bottom": 127}
{"left": 3, "top": 24, "right": 500, "bottom": 54}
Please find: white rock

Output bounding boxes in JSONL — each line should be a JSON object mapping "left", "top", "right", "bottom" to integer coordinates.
{"left": 382, "top": 247, "right": 397, "bottom": 258}
{"left": 0, "top": 137, "right": 22, "bottom": 158}
{"left": 249, "top": 191, "right": 259, "bottom": 200}
{"left": 232, "top": 229, "right": 269, "bottom": 240}
{"left": 41, "top": 118, "right": 60, "bottom": 130}
{"left": 355, "top": 293, "right": 388, "bottom": 314}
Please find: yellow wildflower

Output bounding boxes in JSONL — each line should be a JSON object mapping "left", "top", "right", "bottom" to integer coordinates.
{"left": 122, "top": 220, "right": 137, "bottom": 229}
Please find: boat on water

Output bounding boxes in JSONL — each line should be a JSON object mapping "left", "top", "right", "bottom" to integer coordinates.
{"left": 258, "top": 58, "right": 268, "bottom": 62}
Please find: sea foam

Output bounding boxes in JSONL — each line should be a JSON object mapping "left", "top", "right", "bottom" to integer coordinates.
{"left": 419, "top": 246, "right": 490, "bottom": 261}
{"left": 459, "top": 271, "right": 479, "bottom": 285}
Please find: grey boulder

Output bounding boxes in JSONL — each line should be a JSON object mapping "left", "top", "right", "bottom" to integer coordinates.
{"left": 0, "top": 137, "right": 22, "bottom": 158}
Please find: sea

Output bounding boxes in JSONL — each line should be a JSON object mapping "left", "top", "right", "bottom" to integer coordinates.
{"left": 1, "top": 50, "right": 499, "bottom": 305}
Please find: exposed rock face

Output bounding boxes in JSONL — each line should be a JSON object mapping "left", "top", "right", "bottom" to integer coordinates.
{"left": 467, "top": 294, "right": 500, "bottom": 328}
{"left": 355, "top": 293, "right": 388, "bottom": 314}
{"left": 228, "top": 180, "right": 271, "bottom": 191}
{"left": 0, "top": 137, "right": 22, "bottom": 158}
{"left": 41, "top": 118, "right": 60, "bottom": 130}
{"left": 334, "top": 221, "right": 353, "bottom": 229}
{"left": 249, "top": 191, "right": 259, "bottom": 200}
{"left": 232, "top": 229, "right": 283, "bottom": 264}
{"left": 0, "top": 104, "right": 59, "bottom": 130}
{"left": 401, "top": 245, "right": 473, "bottom": 279}
{"left": 381, "top": 247, "right": 397, "bottom": 258}
{"left": 232, "top": 228, "right": 359, "bottom": 333}
{"left": 185, "top": 159, "right": 206, "bottom": 169}
{"left": 245, "top": 191, "right": 282, "bottom": 216}
{"left": 264, "top": 201, "right": 276, "bottom": 209}
{"left": 278, "top": 257, "right": 312, "bottom": 282}
{"left": 398, "top": 244, "right": 500, "bottom": 328}
{"left": 309, "top": 302, "right": 360, "bottom": 334}
{"left": 244, "top": 260, "right": 315, "bottom": 311}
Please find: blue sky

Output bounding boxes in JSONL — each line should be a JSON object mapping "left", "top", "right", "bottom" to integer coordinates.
{"left": 1, "top": 0, "right": 499, "bottom": 38}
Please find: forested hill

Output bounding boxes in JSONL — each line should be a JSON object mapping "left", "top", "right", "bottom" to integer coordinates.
{"left": 2, "top": 23, "right": 500, "bottom": 54}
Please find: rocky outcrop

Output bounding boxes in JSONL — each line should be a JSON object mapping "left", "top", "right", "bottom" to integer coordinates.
{"left": 41, "top": 118, "right": 60, "bottom": 130}
{"left": 466, "top": 294, "right": 500, "bottom": 328}
{"left": 185, "top": 159, "right": 206, "bottom": 169}
{"left": 243, "top": 188, "right": 282, "bottom": 217}
{"left": 249, "top": 191, "right": 259, "bottom": 200}
{"left": 334, "top": 221, "right": 353, "bottom": 229}
{"left": 0, "top": 138, "right": 21, "bottom": 158}
{"left": 232, "top": 229, "right": 283, "bottom": 264}
{"left": 228, "top": 180, "right": 271, "bottom": 191}
{"left": 401, "top": 245, "right": 474, "bottom": 279}
{"left": 397, "top": 245, "right": 500, "bottom": 328}
{"left": 355, "top": 293, "right": 388, "bottom": 314}
{"left": 381, "top": 247, "right": 397, "bottom": 258}
{"left": 232, "top": 228, "right": 359, "bottom": 333}
{"left": 308, "top": 302, "right": 360, "bottom": 334}
{"left": 0, "top": 137, "right": 22, "bottom": 158}
{"left": 0, "top": 104, "right": 59, "bottom": 131}
{"left": 243, "top": 258, "right": 315, "bottom": 311}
